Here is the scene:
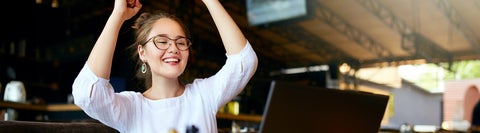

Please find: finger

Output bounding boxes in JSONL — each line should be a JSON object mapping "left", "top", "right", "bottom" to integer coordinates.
{"left": 127, "top": 0, "right": 135, "bottom": 8}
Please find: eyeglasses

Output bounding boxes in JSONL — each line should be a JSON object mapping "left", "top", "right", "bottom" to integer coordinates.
{"left": 144, "top": 34, "right": 192, "bottom": 51}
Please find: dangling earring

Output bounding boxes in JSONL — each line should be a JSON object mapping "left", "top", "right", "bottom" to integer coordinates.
{"left": 141, "top": 62, "right": 147, "bottom": 74}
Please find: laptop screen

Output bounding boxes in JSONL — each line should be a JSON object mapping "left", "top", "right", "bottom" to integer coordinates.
{"left": 259, "top": 80, "right": 389, "bottom": 133}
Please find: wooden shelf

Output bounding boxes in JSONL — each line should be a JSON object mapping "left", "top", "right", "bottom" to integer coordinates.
{"left": 1, "top": 101, "right": 263, "bottom": 122}
{"left": 216, "top": 113, "right": 262, "bottom": 122}
{"left": 0, "top": 101, "right": 81, "bottom": 112}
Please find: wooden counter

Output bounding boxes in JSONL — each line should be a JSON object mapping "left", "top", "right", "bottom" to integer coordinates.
{"left": 1, "top": 101, "right": 263, "bottom": 122}
{"left": 216, "top": 113, "right": 262, "bottom": 122}
{"left": 0, "top": 101, "right": 81, "bottom": 112}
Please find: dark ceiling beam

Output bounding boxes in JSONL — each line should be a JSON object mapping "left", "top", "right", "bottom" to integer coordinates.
{"left": 221, "top": 2, "right": 298, "bottom": 71}
{"left": 412, "top": 33, "right": 453, "bottom": 63}
{"left": 268, "top": 24, "right": 359, "bottom": 68}
{"left": 356, "top": 0, "right": 453, "bottom": 63}
{"left": 223, "top": 0, "right": 360, "bottom": 68}
{"left": 314, "top": 1, "right": 394, "bottom": 63}
{"left": 433, "top": 0, "right": 480, "bottom": 54}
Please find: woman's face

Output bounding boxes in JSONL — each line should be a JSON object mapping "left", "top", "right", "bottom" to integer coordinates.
{"left": 139, "top": 18, "right": 189, "bottom": 79}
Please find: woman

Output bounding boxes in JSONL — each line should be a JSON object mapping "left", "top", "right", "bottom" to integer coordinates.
{"left": 471, "top": 99, "right": 480, "bottom": 133}
{"left": 72, "top": 0, "right": 258, "bottom": 132}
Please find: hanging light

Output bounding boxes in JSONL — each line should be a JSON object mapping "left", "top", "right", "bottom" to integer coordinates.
{"left": 339, "top": 63, "right": 351, "bottom": 74}
{"left": 52, "top": 0, "right": 59, "bottom": 8}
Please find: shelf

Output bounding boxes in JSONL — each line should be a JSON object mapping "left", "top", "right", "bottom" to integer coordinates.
{"left": 0, "top": 101, "right": 263, "bottom": 122}
{"left": 0, "top": 101, "right": 81, "bottom": 112}
{"left": 216, "top": 113, "right": 262, "bottom": 122}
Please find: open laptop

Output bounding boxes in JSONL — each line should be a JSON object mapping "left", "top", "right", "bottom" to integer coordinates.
{"left": 258, "top": 80, "right": 389, "bottom": 133}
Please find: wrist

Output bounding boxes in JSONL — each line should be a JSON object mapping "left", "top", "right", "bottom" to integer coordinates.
{"left": 202, "top": 0, "right": 219, "bottom": 5}
{"left": 110, "top": 10, "right": 129, "bottom": 22}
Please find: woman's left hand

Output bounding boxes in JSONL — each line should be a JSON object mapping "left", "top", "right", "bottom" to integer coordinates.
{"left": 113, "top": 0, "right": 142, "bottom": 22}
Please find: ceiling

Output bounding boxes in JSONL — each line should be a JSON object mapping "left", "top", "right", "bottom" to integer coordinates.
{"left": 3, "top": 0, "right": 480, "bottom": 77}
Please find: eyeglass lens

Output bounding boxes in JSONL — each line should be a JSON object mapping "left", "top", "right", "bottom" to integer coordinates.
{"left": 152, "top": 36, "right": 190, "bottom": 50}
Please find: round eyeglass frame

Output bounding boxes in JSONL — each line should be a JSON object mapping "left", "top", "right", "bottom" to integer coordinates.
{"left": 143, "top": 34, "right": 192, "bottom": 51}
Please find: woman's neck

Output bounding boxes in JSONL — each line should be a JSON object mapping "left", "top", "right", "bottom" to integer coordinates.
{"left": 143, "top": 77, "right": 184, "bottom": 100}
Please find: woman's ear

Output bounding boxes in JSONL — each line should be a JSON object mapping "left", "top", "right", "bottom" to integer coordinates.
{"left": 138, "top": 45, "right": 145, "bottom": 61}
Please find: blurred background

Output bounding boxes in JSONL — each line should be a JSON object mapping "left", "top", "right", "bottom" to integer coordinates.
{"left": 1, "top": 0, "right": 480, "bottom": 132}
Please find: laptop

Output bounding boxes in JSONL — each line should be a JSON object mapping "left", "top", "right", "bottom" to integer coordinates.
{"left": 258, "top": 80, "right": 389, "bottom": 133}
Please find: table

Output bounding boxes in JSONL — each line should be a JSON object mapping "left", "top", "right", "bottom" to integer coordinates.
{"left": 0, "top": 101, "right": 264, "bottom": 122}
{"left": 0, "top": 101, "right": 81, "bottom": 112}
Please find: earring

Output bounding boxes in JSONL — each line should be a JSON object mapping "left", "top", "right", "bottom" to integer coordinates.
{"left": 141, "top": 62, "right": 147, "bottom": 74}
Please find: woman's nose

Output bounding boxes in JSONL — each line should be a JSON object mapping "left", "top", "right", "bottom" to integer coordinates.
{"left": 167, "top": 42, "right": 180, "bottom": 54}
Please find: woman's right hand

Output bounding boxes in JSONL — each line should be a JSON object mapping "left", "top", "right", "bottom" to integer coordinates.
{"left": 113, "top": 0, "right": 142, "bottom": 22}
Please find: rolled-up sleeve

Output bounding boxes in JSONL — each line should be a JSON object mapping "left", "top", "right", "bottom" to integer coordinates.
{"left": 72, "top": 64, "right": 99, "bottom": 107}
{"left": 194, "top": 41, "right": 258, "bottom": 112}
{"left": 71, "top": 64, "right": 132, "bottom": 132}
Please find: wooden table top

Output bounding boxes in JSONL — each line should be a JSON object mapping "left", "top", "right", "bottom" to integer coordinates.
{"left": 0, "top": 101, "right": 81, "bottom": 112}
{"left": 0, "top": 101, "right": 263, "bottom": 122}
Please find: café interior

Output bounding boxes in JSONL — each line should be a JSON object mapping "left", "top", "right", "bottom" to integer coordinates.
{"left": 1, "top": 0, "right": 480, "bottom": 132}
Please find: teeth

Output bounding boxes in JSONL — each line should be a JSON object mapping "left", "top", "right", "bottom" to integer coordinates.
{"left": 163, "top": 58, "right": 179, "bottom": 63}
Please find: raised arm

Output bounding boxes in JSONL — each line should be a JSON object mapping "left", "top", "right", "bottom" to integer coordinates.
{"left": 86, "top": 0, "right": 142, "bottom": 79}
{"left": 202, "top": 0, "right": 247, "bottom": 55}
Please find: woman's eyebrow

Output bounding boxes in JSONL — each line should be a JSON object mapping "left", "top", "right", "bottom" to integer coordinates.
{"left": 174, "top": 35, "right": 187, "bottom": 38}
{"left": 155, "top": 34, "right": 187, "bottom": 39}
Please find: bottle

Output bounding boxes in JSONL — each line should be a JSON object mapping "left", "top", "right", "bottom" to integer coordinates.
{"left": 400, "top": 123, "right": 413, "bottom": 133}
{"left": 227, "top": 96, "right": 241, "bottom": 115}
{"left": 186, "top": 125, "right": 199, "bottom": 133}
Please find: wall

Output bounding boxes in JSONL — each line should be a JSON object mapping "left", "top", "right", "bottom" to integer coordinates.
{"left": 389, "top": 82, "right": 443, "bottom": 127}
{"left": 444, "top": 78, "right": 480, "bottom": 123}
{"left": 358, "top": 79, "right": 443, "bottom": 128}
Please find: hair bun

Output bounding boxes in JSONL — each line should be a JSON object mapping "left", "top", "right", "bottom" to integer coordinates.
{"left": 132, "top": 12, "right": 152, "bottom": 30}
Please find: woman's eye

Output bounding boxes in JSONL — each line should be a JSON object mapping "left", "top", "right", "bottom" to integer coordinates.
{"left": 154, "top": 39, "right": 168, "bottom": 44}
{"left": 176, "top": 42, "right": 185, "bottom": 45}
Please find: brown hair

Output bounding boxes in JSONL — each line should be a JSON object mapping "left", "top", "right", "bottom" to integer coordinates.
{"left": 129, "top": 10, "right": 191, "bottom": 91}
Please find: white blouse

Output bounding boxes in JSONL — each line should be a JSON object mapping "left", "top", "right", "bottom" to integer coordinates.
{"left": 72, "top": 42, "right": 258, "bottom": 133}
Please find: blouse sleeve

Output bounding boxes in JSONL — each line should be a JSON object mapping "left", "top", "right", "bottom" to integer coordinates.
{"left": 71, "top": 63, "right": 134, "bottom": 132}
{"left": 192, "top": 41, "right": 258, "bottom": 113}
